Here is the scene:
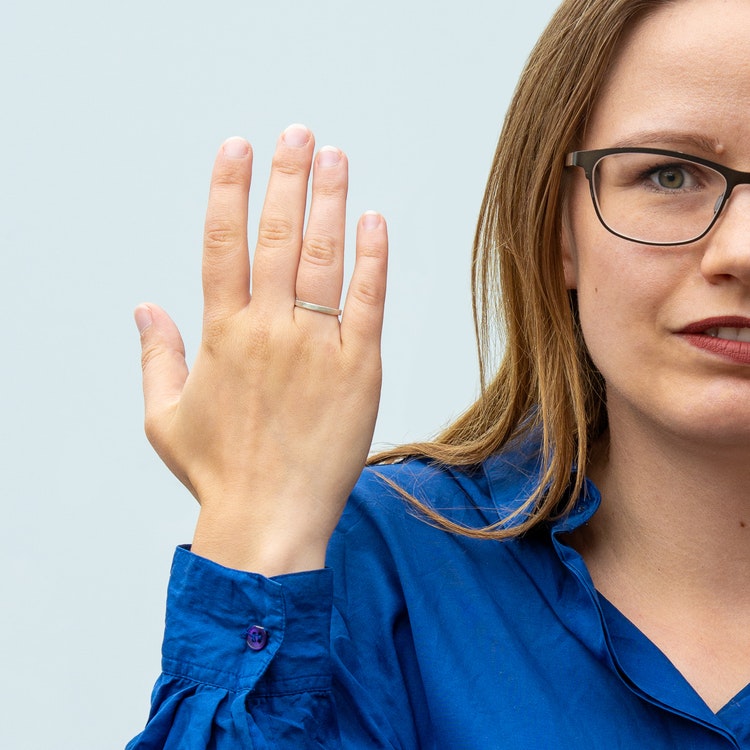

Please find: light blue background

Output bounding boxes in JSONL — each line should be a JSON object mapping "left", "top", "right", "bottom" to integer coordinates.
{"left": 1, "top": 1, "right": 559, "bottom": 746}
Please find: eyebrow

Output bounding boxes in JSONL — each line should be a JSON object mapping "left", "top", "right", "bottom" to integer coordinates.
{"left": 610, "top": 130, "right": 723, "bottom": 154}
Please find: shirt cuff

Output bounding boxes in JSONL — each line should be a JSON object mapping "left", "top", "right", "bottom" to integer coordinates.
{"left": 161, "top": 546, "right": 334, "bottom": 694}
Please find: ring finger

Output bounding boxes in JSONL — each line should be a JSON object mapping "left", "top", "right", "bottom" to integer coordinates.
{"left": 294, "top": 145, "right": 348, "bottom": 321}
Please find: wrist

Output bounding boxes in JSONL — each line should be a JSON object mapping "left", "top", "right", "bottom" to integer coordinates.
{"left": 191, "top": 505, "right": 330, "bottom": 577}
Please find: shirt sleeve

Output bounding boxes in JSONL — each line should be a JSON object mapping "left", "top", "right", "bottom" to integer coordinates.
{"left": 126, "top": 467, "right": 431, "bottom": 750}
{"left": 126, "top": 545, "right": 339, "bottom": 749}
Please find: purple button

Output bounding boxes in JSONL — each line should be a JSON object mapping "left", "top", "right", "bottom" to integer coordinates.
{"left": 245, "top": 625, "right": 268, "bottom": 651}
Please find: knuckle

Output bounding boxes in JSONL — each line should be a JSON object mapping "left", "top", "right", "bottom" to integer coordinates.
{"left": 212, "top": 165, "right": 247, "bottom": 188}
{"left": 257, "top": 215, "right": 295, "bottom": 248}
{"left": 202, "top": 315, "right": 272, "bottom": 363}
{"left": 301, "top": 235, "right": 337, "bottom": 267}
{"left": 292, "top": 330, "right": 330, "bottom": 365}
{"left": 142, "top": 402, "right": 175, "bottom": 451}
{"left": 204, "top": 219, "right": 239, "bottom": 251}
{"left": 248, "top": 329, "right": 273, "bottom": 362}
{"left": 143, "top": 413, "right": 163, "bottom": 446}
{"left": 313, "top": 175, "right": 346, "bottom": 199}
{"left": 351, "top": 278, "right": 382, "bottom": 307}
{"left": 271, "top": 152, "right": 308, "bottom": 177}
{"left": 140, "top": 340, "right": 163, "bottom": 372}
{"left": 358, "top": 240, "right": 385, "bottom": 259}
{"left": 201, "top": 316, "right": 243, "bottom": 360}
{"left": 200, "top": 322, "right": 225, "bottom": 358}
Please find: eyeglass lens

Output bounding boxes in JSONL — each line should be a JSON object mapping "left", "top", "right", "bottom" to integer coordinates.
{"left": 592, "top": 153, "right": 726, "bottom": 244}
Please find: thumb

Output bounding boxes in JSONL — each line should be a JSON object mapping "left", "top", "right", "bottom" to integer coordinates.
{"left": 134, "top": 304, "right": 188, "bottom": 437}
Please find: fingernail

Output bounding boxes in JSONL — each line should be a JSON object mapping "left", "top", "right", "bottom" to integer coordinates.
{"left": 134, "top": 305, "right": 152, "bottom": 334}
{"left": 362, "top": 211, "right": 381, "bottom": 230}
{"left": 283, "top": 123, "right": 310, "bottom": 147}
{"left": 223, "top": 137, "right": 249, "bottom": 159}
{"left": 318, "top": 146, "right": 341, "bottom": 167}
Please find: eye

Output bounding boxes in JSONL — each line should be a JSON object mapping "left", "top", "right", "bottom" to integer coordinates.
{"left": 647, "top": 165, "right": 696, "bottom": 190}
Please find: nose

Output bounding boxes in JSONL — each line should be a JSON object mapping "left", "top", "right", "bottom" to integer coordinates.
{"left": 699, "top": 186, "right": 750, "bottom": 286}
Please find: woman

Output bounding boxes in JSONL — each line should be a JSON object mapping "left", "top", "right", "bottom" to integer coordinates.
{"left": 129, "top": 0, "right": 750, "bottom": 746}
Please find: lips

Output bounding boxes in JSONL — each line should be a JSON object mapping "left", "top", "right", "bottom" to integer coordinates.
{"left": 678, "top": 317, "right": 750, "bottom": 364}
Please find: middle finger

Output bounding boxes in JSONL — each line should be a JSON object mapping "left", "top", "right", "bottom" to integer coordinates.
{"left": 251, "top": 124, "right": 315, "bottom": 311}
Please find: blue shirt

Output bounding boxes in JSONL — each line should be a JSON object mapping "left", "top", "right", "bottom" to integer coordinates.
{"left": 127, "top": 441, "right": 750, "bottom": 748}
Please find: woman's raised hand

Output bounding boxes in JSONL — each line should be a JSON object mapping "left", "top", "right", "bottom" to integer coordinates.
{"left": 134, "top": 126, "right": 388, "bottom": 576}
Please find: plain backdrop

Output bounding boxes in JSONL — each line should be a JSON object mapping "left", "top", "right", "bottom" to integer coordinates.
{"left": 1, "top": 1, "right": 560, "bottom": 746}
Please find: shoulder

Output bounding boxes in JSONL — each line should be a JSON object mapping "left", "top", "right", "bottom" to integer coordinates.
{"left": 326, "top": 443, "right": 562, "bottom": 625}
{"left": 337, "top": 436, "right": 548, "bottom": 540}
{"left": 341, "top": 459, "right": 490, "bottom": 536}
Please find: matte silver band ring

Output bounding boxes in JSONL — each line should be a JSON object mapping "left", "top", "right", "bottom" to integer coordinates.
{"left": 294, "top": 298, "right": 342, "bottom": 316}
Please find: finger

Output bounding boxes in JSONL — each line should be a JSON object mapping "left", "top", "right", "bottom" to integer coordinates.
{"left": 341, "top": 212, "right": 388, "bottom": 346}
{"left": 294, "top": 146, "right": 348, "bottom": 319}
{"left": 251, "top": 124, "right": 315, "bottom": 311}
{"left": 202, "top": 137, "right": 253, "bottom": 322}
{"left": 135, "top": 304, "right": 189, "bottom": 444}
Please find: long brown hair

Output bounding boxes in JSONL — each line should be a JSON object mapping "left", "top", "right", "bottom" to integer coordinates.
{"left": 369, "top": 0, "right": 672, "bottom": 538}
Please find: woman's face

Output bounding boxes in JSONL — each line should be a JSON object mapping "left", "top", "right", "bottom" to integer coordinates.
{"left": 564, "top": 0, "right": 750, "bottom": 449}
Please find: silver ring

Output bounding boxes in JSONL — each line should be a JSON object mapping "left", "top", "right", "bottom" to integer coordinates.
{"left": 294, "top": 298, "right": 342, "bottom": 316}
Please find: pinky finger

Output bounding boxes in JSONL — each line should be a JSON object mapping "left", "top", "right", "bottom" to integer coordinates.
{"left": 340, "top": 211, "right": 388, "bottom": 346}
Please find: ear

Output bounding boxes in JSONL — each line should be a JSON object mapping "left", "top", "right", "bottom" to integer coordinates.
{"left": 560, "top": 210, "right": 578, "bottom": 290}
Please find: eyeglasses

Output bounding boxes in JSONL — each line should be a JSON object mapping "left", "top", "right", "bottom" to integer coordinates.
{"left": 565, "top": 147, "right": 750, "bottom": 246}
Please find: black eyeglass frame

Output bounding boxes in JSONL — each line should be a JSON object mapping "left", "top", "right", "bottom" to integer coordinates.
{"left": 565, "top": 147, "right": 750, "bottom": 246}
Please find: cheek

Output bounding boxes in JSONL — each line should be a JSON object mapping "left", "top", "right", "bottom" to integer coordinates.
{"left": 565, "top": 182, "right": 678, "bottom": 379}
{"left": 567, "top": 226, "right": 625, "bottom": 334}
{"left": 575, "top": 272, "right": 618, "bottom": 372}
{"left": 575, "top": 250, "right": 678, "bottom": 387}
{"left": 571, "top": 236, "right": 642, "bottom": 375}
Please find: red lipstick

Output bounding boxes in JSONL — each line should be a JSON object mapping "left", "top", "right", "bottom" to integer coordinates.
{"left": 678, "top": 317, "right": 750, "bottom": 364}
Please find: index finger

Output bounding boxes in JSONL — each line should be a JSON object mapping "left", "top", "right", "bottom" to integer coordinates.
{"left": 202, "top": 137, "right": 253, "bottom": 322}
